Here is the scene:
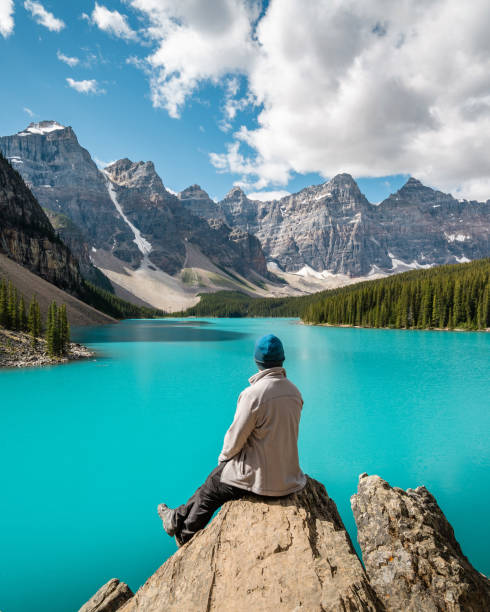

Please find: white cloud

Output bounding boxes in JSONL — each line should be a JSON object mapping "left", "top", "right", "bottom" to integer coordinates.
{"left": 57, "top": 50, "right": 79, "bottom": 67}
{"left": 24, "top": 1, "right": 65, "bottom": 32}
{"left": 90, "top": 3, "right": 138, "bottom": 41}
{"left": 66, "top": 77, "right": 105, "bottom": 95}
{"left": 219, "top": 76, "right": 253, "bottom": 132}
{"left": 0, "top": 0, "right": 14, "bottom": 37}
{"left": 23, "top": 106, "right": 35, "bottom": 117}
{"left": 247, "top": 190, "right": 291, "bottom": 201}
{"left": 128, "top": 0, "right": 260, "bottom": 118}
{"left": 130, "top": 0, "right": 490, "bottom": 200}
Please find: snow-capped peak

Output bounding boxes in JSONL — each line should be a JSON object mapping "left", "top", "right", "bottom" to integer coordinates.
{"left": 18, "top": 121, "right": 66, "bottom": 136}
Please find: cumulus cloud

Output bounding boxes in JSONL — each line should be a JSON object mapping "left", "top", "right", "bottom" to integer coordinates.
{"left": 128, "top": 0, "right": 260, "bottom": 118}
{"left": 24, "top": 0, "right": 65, "bottom": 32}
{"left": 57, "top": 50, "right": 79, "bottom": 67}
{"left": 0, "top": 0, "right": 14, "bottom": 37}
{"left": 89, "top": 3, "right": 138, "bottom": 41}
{"left": 129, "top": 0, "right": 490, "bottom": 200}
{"left": 66, "top": 77, "right": 105, "bottom": 94}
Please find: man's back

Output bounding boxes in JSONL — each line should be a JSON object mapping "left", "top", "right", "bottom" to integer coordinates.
{"left": 158, "top": 334, "right": 306, "bottom": 545}
{"left": 219, "top": 367, "right": 306, "bottom": 496}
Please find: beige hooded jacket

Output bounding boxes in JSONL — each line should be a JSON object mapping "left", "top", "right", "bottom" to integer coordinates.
{"left": 219, "top": 367, "right": 306, "bottom": 496}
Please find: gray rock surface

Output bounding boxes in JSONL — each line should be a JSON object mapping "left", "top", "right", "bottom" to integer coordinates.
{"left": 104, "top": 158, "right": 269, "bottom": 279}
{"left": 178, "top": 184, "right": 226, "bottom": 221}
{"left": 217, "top": 175, "right": 490, "bottom": 276}
{"left": 78, "top": 578, "right": 133, "bottom": 612}
{"left": 0, "top": 124, "right": 270, "bottom": 283}
{"left": 0, "top": 150, "right": 82, "bottom": 293}
{"left": 118, "top": 476, "right": 380, "bottom": 611}
{"left": 3, "top": 121, "right": 489, "bottom": 289}
{"left": 351, "top": 473, "right": 490, "bottom": 611}
{"left": 221, "top": 175, "right": 383, "bottom": 276}
{"left": 0, "top": 122, "right": 137, "bottom": 267}
{"left": 43, "top": 208, "right": 113, "bottom": 291}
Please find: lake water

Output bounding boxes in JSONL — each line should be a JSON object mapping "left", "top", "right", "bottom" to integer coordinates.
{"left": 1, "top": 318, "right": 489, "bottom": 611}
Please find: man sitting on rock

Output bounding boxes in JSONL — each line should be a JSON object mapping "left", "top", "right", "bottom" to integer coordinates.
{"left": 158, "top": 334, "right": 307, "bottom": 546}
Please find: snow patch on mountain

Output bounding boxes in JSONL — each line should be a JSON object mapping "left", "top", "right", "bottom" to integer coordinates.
{"left": 18, "top": 121, "right": 65, "bottom": 136}
{"left": 444, "top": 233, "right": 470, "bottom": 243}
{"left": 294, "top": 264, "right": 352, "bottom": 282}
{"left": 388, "top": 253, "right": 435, "bottom": 271}
{"left": 103, "top": 173, "right": 152, "bottom": 257}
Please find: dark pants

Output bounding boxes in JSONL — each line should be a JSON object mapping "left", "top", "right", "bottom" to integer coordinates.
{"left": 173, "top": 463, "right": 247, "bottom": 544}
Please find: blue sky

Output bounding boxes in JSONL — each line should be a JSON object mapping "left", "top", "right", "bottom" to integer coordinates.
{"left": 1, "top": 1, "right": 488, "bottom": 202}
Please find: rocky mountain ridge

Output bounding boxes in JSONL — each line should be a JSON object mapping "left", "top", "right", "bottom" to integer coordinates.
{"left": 172, "top": 174, "right": 490, "bottom": 280}
{"left": 2, "top": 121, "right": 490, "bottom": 309}
{"left": 79, "top": 473, "right": 490, "bottom": 611}
{"left": 0, "top": 123, "right": 273, "bottom": 310}
{"left": 213, "top": 175, "right": 490, "bottom": 277}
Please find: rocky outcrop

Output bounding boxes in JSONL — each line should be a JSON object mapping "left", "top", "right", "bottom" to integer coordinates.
{"left": 0, "top": 151, "right": 83, "bottom": 293}
{"left": 79, "top": 579, "right": 133, "bottom": 612}
{"left": 81, "top": 473, "right": 489, "bottom": 612}
{"left": 0, "top": 327, "right": 94, "bottom": 368}
{"left": 351, "top": 474, "right": 490, "bottom": 611}
{"left": 178, "top": 184, "right": 226, "bottom": 221}
{"left": 104, "top": 477, "right": 381, "bottom": 611}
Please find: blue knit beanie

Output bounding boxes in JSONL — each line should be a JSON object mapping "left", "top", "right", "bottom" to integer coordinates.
{"left": 254, "top": 334, "right": 285, "bottom": 367}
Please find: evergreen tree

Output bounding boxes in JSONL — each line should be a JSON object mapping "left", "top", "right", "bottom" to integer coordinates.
{"left": 18, "top": 295, "right": 27, "bottom": 332}
{"left": 58, "top": 304, "right": 70, "bottom": 353}
{"left": 0, "top": 279, "right": 7, "bottom": 327}
{"left": 7, "top": 281, "right": 17, "bottom": 329}
{"left": 452, "top": 280, "right": 463, "bottom": 328}
{"left": 46, "top": 301, "right": 60, "bottom": 357}
{"left": 28, "top": 296, "right": 41, "bottom": 348}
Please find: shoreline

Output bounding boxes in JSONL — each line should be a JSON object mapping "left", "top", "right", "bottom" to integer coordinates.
{"left": 0, "top": 328, "right": 95, "bottom": 369}
{"left": 166, "top": 315, "right": 489, "bottom": 332}
{"left": 301, "top": 321, "right": 490, "bottom": 332}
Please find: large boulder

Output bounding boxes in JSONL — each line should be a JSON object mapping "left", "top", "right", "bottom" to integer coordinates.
{"left": 78, "top": 578, "right": 133, "bottom": 612}
{"left": 119, "top": 476, "right": 380, "bottom": 611}
{"left": 351, "top": 473, "right": 490, "bottom": 611}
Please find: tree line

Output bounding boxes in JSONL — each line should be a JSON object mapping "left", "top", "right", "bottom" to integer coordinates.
{"left": 303, "top": 259, "right": 490, "bottom": 330}
{"left": 0, "top": 278, "right": 71, "bottom": 356}
{"left": 175, "top": 258, "right": 490, "bottom": 331}
{"left": 82, "top": 281, "right": 164, "bottom": 319}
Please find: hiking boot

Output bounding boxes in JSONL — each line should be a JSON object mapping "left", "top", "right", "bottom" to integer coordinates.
{"left": 157, "top": 503, "right": 177, "bottom": 537}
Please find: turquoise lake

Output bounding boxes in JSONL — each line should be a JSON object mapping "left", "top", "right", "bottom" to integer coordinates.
{"left": 1, "top": 318, "right": 489, "bottom": 611}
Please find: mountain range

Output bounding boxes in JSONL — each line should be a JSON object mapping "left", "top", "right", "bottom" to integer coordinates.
{"left": 1, "top": 120, "right": 489, "bottom": 311}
